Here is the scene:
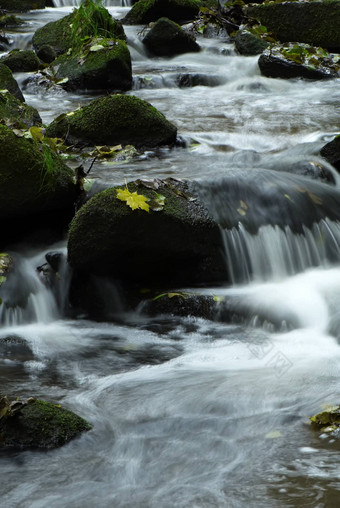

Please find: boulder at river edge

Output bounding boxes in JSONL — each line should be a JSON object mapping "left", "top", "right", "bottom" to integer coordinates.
{"left": 0, "top": 50, "right": 40, "bottom": 73}
{"left": 246, "top": 1, "right": 340, "bottom": 52}
{"left": 0, "top": 90, "right": 41, "bottom": 127}
{"left": 67, "top": 179, "right": 227, "bottom": 288}
{"left": 0, "top": 124, "right": 76, "bottom": 224}
{"left": 46, "top": 94, "right": 177, "bottom": 149}
{"left": 0, "top": 396, "right": 91, "bottom": 449}
{"left": 0, "top": 64, "right": 24, "bottom": 102}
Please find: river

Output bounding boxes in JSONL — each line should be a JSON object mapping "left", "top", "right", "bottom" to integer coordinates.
{"left": 1, "top": 1, "right": 340, "bottom": 507}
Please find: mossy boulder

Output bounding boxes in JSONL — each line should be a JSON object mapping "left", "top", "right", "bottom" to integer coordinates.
{"left": 0, "top": 397, "right": 91, "bottom": 449}
{"left": 67, "top": 179, "right": 227, "bottom": 287}
{"left": 53, "top": 38, "right": 132, "bottom": 92}
{"left": 0, "top": 64, "right": 24, "bottom": 102}
{"left": 123, "top": 0, "right": 201, "bottom": 25}
{"left": 143, "top": 17, "right": 200, "bottom": 56}
{"left": 0, "top": 0, "right": 46, "bottom": 11}
{"left": 0, "top": 90, "right": 41, "bottom": 127}
{"left": 142, "top": 291, "right": 220, "bottom": 319}
{"left": 0, "top": 14, "right": 24, "bottom": 28}
{"left": 46, "top": 94, "right": 177, "bottom": 149}
{"left": 36, "top": 44, "right": 57, "bottom": 64}
{"left": 320, "top": 135, "right": 340, "bottom": 172}
{"left": 246, "top": 1, "right": 340, "bottom": 52}
{"left": 234, "top": 29, "right": 270, "bottom": 56}
{"left": 32, "top": 9, "right": 126, "bottom": 57}
{"left": 258, "top": 45, "right": 339, "bottom": 80}
{"left": 0, "top": 50, "right": 40, "bottom": 73}
{"left": 0, "top": 124, "right": 76, "bottom": 222}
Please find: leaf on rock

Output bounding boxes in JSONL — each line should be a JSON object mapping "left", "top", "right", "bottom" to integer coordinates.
{"left": 89, "top": 44, "right": 104, "bottom": 52}
{"left": 116, "top": 187, "right": 149, "bottom": 212}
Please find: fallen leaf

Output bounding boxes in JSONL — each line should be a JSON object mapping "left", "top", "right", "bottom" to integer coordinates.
{"left": 116, "top": 187, "right": 149, "bottom": 212}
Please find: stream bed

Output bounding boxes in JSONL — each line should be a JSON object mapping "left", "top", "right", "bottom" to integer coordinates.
{"left": 2, "top": 2, "right": 340, "bottom": 507}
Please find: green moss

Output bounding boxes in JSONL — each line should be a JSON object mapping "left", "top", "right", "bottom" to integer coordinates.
{"left": 0, "top": 64, "right": 24, "bottom": 102}
{"left": 0, "top": 399, "right": 91, "bottom": 449}
{"left": 0, "top": 90, "right": 41, "bottom": 127}
{"left": 46, "top": 94, "right": 177, "bottom": 149}
{"left": 124, "top": 0, "right": 201, "bottom": 25}
{"left": 0, "top": 50, "right": 40, "bottom": 73}
{"left": 0, "top": 15, "right": 24, "bottom": 28}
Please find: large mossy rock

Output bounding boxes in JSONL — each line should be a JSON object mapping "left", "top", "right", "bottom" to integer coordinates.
{"left": 33, "top": 10, "right": 126, "bottom": 57}
{"left": 0, "top": 397, "right": 91, "bottom": 449}
{"left": 67, "top": 179, "right": 227, "bottom": 287}
{"left": 246, "top": 1, "right": 340, "bottom": 52}
{"left": 0, "top": 49, "right": 40, "bottom": 73}
{"left": 0, "top": 124, "right": 76, "bottom": 221}
{"left": 143, "top": 17, "right": 200, "bottom": 56}
{"left": 46, "top": 94, "right": 177, "bottom": 149}
{"left": 0, "top": 0, "right": 46, "bottom": 11}
{"left": 0, "top": 64, "right": 24, "bottom": 102}
{"left": 53, "top": 38, "right": 132, "bottom": 92}
{"left": 258, "top": 46, "right": 339, "bottom": 80}
{"left": 123, "top": 0, "right": 201, "bottom": 25}
{"left": 320, "top": 135, "right": 340, "bottom": 171}
{"left": 0, "top": 90, "right": 41, "bottom": 127}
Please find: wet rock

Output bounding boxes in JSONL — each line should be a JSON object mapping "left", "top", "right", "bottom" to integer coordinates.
{"left": 143, "top": 17, "right": 200, "bottom": 57}
{"left": 46, "top": 94, "right": 177, "bottom": 150}
{"left": 0, "top": 90, "right": 41, "bottom": 127}
{"left": 0, "top": 336, "right": 34, "bottom": 362}
{"left": 246, "top": 1, "right": 340, "bottom": 52}
{"left": 53, "top": 37, "right": 132, "bottom": 92}
{"left": 0, "top": 0, "right": 46, "bottom": 11}
{"left": 45, "top": 251, "right": 65, "bottom": 274}
{"left": 33, "top": 8, "right": 126, "bottom": 57}
{"left": 0, "top": 50, "right": 41, "bottom": 73}
{"left": 176, "top": 72, "right": 224, "bottom": 87}
{"left": 310, "top": 405, "right": 340, "bottom": 438}
{"left": 142, "top": 292, "right": 219, "bottom": 320}
{"left": 123, "top": 0, "right": 201, "bottom": 25}
{"left": 320, "top": 136, "right": 340, "bottom": 172}
{"left": 0, "top": 14, "right": 24, "bottom": 28}
{"left": 36, "top": 44, "right": 57, "bottom": 64}
{"left": 234, "top": 29, "right": 269, "bottom": 56}
{"left": 0, "top": 397, "right": 91, "bottom": 449}
{"left": 258, "top": 46, "right": 339, "bottom": 81}
{"left": 0, "top": 64, "right": 24, "bottom": 102}
{"left": 67, "top": 178, "right": 227, "bottom": 287}
{"left": 0, "top": 124, "right": 76, "bottom": 223}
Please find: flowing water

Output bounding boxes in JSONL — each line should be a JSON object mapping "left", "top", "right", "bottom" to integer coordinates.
{"left": 2, "top": 4, "right": 340, "bottom": 507}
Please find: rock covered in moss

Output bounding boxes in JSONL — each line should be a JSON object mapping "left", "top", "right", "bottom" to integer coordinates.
{"left": 142, "top": 291, "right": 219, "bottom": 319}
{"left": 0, "top": 14, "right": 24, "bottom": 28}
{"left": 0, "top": 124, "right": 76, "bottom": 221}
{"left": 53, "top": 37, "right": 132, "bottom": 92}
{"left": 246, "top": 1, "right": 340, "bottom": 52}
{"left": 36, "top": 44, "right": 57, "bottom": 64}
{"left": 258, "top": 45, "right": 339, "bottom": 80}
{"left": 0, "top": 64, "right": 24, "bottom": 102}
{"left": 46, "top": 94, "right": 177, "bottom": 149}
{"left": 0, "top": 50, "right": 40, "bottom": 73}
{"left": 123, "top": 0, "right": 201, "bottom": 25}
{"left": 0, "top": 90, "right": 41, "bottom": 127}
{"left": 67, "top": 178, "right": 227, "bottom": 287}
{"left": 0, "top": 0, "right": 46, "bottom": 11}
{"left": 33, "top": 8, "right": 126, "bottom": 57}
{"left": 320, "top": 135, "right": 340, "bottom": 172}
{"left": 0, "top": 397, "right": 91, "bottom": 449}
{"left": 143, "top": 17, "right": 200, "bottom": 56}
{"left": 234, "top": 29, "right": 270, "bottom": 56}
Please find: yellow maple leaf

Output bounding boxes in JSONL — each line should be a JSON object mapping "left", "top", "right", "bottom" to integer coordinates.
{"left": 116, "top": 187, "right": 150, "bottom": 212}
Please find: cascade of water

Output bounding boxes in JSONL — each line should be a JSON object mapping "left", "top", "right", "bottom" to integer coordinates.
{"left": 223, "top": 219, "right": 340, "bottom": 283}
{"left": 51, "top": 0, "right": 131, "bottom": 6}
{"left": 0, "top": 253, "right": 61, "bottom": 326}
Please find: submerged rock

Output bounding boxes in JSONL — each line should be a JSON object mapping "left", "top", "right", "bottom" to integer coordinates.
{"left": 143, "top": 17, "right": 200, "bottom": 57}
{"left": 123, "top": 0, "right": 201, "bottom": 25}
{"left": 46, "top": 94, "right": 177, "bottom": 149}
{"left": 246, "top": 1, "right": 340, "bottom": 52}
{"left": 53, "top": 37, "right": 132, "bottom": 92}
{"left": 67, "top": 178, "right": 227, "bottom": 287}
{"left": 0, "top": 64, "right": 24, "bottom": 102}
{"left": 0, "top": 50, "right": 41, "bottom": 73}
{"left": 0, "top": 397, "right": 91, "bottom": 449}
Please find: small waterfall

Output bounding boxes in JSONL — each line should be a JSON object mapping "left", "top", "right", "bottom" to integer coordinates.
{"left": 0, "top": 252, "right": 64, "bottom": 326}
{"left": 224, "top": 219, "right": 340, "bottom": 283}
{"left": 51, "top": 0, "right": 131, "bottom": 6}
